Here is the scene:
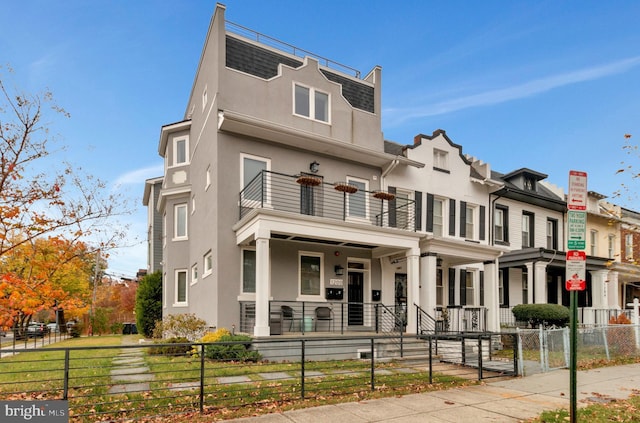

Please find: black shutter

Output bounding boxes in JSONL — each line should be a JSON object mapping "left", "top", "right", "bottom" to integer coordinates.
{"left": 503, "top": 270, "right": 510, "bottom": 306}
{"left": 415, "top": 191, "right": 422, "bottom": 231}
{"left": 388, "top": 186, "right": 397, "bottom": 228}
{"left": 460, "top": 269, "right": 467, "bottom": 306}
{"left": 480, "top": 271, "right": 485, "bottom": 306}
{"left": 448, "top": 268, "right": 456, "bottom": 306}
{"left": 479, "top": 205, "right": 486, "bottom": 241}
{"left": 459, "top": 201, "right": 467, "bottom": 238}
{"left": 449, "top": 199, "right": 456, "bottom": 236}
{"left": 426, "top": 193, "right": 434, "bottom": 232}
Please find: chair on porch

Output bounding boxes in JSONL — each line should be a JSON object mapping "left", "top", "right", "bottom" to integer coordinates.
{"left": 281, "top": 305, "right": 300, "bottom": 332}
{"left": 314, "top": 306, "right": 333, "bottom": 332}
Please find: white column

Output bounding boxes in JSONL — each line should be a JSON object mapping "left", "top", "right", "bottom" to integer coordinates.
{"left": 534, "top": 261, "right": 547, "bottom": 304}
{"left": 484, "top": 260, "right": 500, "bottom": 332}
{"left": 420, "top": 253, "right": 437, "bottom": 316}
{"left": 525, "top": 263, "right": 534, "bottom": 304}
{"left": 253, "top": 232, "right": 271, "bottom": 337}
{"left": 405, "top": 247, "right": 420, "bottom": 334}
{"left": 590, "top": 269, "right": 609, "bottom": 309}
{"left": 607, "top": 271, "right": 620, "bottom": 309}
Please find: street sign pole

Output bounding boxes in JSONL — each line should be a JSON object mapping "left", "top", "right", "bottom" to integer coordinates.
{"left": 566, "top": 170, "right": 587, "bottom": 423}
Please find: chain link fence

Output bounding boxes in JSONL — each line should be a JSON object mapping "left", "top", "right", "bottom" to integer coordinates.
{"left": 516, "top": 324, "right": 640, "bottom": 375}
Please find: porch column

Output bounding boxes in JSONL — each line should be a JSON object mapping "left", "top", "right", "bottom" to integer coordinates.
{"left": 589, "top": 269, "right": 609, "bottom": 309}
{"left": 534, "top": 261, "right": 547, "bottom": 304}
{"left": 484, "top": 260, "right": 500, "bottom": 332}
{"left": 405, "top": 247, "right": 420, "bottom": 334}
{"left": 254, "top": 231, "right": 271, "bottom": 337}
{"left": 607, "top": 271, "right": 620, "bottom": 308}
{"left": 525, "top": 263, "right": 534, "bottom": 304}
{"left": 420, "top": 253, "right": 437, "bottom": 316}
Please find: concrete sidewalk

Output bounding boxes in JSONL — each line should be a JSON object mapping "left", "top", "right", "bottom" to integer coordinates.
{"left": 223, "top": 363, "right": 640, "bottom": 422}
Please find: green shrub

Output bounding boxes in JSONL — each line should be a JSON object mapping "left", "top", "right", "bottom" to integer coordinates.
{"left": 512, "top": 304, "right": 570, "bottom": 328}
{"left": 148, "top": 337, "right": 191, "bottom": 356}
{"left": 203, "top": 334, "right": 261, "bottom": 362}
{"left": 135, "top": 271, "right": 162, "bottom": 338}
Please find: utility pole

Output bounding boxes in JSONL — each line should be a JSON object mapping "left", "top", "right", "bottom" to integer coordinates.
{"left": 88, "top": 249, "right": 101, "bottom": 336}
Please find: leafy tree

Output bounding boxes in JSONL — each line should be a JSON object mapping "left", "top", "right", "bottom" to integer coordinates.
{"left": 135, "top": 271, "right": 162, "bottom": 338}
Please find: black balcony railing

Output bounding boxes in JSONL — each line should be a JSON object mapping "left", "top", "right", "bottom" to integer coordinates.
{"left": 239, "top": 170, "right": 416, "bottom": 231}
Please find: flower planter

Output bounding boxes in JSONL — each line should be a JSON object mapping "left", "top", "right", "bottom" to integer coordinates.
{"left": 296, "top": 175, "right": 322, "bottom": 186}
{"left": 333, "top": 182, "right": 358, "bottom": 194}
{"left": 372, "top": 191, "right": 395, "bottom": 201}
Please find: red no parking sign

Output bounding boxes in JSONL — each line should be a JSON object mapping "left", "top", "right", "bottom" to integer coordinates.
{"left": 565, "top": 250, "right": 586, "bottom": 291}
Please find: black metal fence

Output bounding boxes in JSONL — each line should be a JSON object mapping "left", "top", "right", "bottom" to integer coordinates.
{"left": 0, "top": 333, "right": 517, "bottom": 422}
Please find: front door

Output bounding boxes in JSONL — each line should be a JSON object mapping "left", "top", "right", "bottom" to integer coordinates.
{"left": 395, "top": 273, "right": 407, "bottom": 329}
{"left": 348, "top": 272, "right": 364, "bottom": 325}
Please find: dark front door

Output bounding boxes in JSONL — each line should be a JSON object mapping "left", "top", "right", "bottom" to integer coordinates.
{"left": 348, "top": 272, "right": 364, "bottom": 325}
{"left": 395, "top": 273, "right": 407, "bottom": 329}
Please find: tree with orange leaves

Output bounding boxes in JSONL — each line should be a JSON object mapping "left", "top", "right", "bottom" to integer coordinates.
{"left": 0, "top": 236, "right": 95, "bottom": 333}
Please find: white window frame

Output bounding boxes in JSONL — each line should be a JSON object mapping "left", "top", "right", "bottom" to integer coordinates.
{"left": 172, "top": 136, "right": 189, "bottom": 167}
{"left": 436, "top": 268, "right": 444, "bottom": 306}
{"left": 241, "top": 248, "right": 256, "bottom": 295}
{"left": 608, "top": 234, "right": 615, "bottom": 259}
{"left": 522, "top": 214, "right": 531, "bottom": 248}
{"left": 297, "top": 251, "right": 324, "bottom": 301}
{"left": 590, "top": 230, "right": 598, "bottom": 256}
{"left": 433, "top": 197, "right": 445, "bottom": 237}
{"left": 433, "top": 148, "right": 448, "bottom": 170}
{"left": 626, "top": 234, "right": 634, "bottom": 260}
{"left": 240, "top": 153, "right": 271, "bottom": 207}
{"left": 465, "top": 270, "right": 475, "bottom": 306}
{"left": 173, "top": 204, "right": 188, "bottom": 240}
{"left": 498, "top": 270, "right": 505, "bottom": 306}
{"left": 494, "top": 208, "right": 504, "bottom": 242}
{"left": 293, "top": 83, "right": 330, "bottom": 123}
{"left": 346, "top": 176, "right": 369, "bottom": 221}
{"left": 465, "top": 204, "right": 476, "bottom": 240}
{"left": 174, "top": 269, "right": 188, "bottom": 306}
{"left": 191, "top": 264, "right": 198, "bottom": 285}
{"left": 203, "top": 251, "right": 213, "bottom": 277}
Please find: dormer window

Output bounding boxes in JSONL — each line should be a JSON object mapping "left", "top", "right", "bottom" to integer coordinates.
{"left": 524, "top": 177, "right": 535, "bottom": 191}
{"left": 173, "top": 136, "right": 189, "bottom": 167}
{"left": 294, "top": 83, "right": 329, "bottom": 123}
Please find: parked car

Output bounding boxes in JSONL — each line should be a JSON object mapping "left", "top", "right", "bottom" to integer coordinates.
{"left": 47, "top": 323, "right": 60, "bottom": 333}
{"left": 27, "top": 322, "right": 49, "bottom": 337}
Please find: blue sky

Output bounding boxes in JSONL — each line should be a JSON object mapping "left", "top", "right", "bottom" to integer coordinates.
{"left": 1, "top": 1, "right": 639, "bottom": 277}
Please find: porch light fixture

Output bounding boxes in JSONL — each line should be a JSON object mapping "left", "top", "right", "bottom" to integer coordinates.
{"left": 309, "top": 161, "right": 320, "bottom": 173}
{"left": 334, "top": 265, "right": 344, "bottom": 276}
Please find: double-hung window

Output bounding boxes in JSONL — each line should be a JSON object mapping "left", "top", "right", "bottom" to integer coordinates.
{"left": 465, "top": 271, "right": 474, "bottom": 306}
{"left": 436, "top": 268, "right": 444, "bottom": 306}
{"left": 626, "top": 234, "right": 634, "bottom": 260}
{"left": 494, "top": 205, "right": 509, "bottom": 244}
{"left": 522, "top": 212, "right": 534, "bottom": 248}
{"left": 433, "top": 149, "right": 448, "bottom": 171}
{"left": 608, "top": 234, "right": 615, "bottom": 259}
{"left": 465, "top": 205, "right": 475, "bottom": 240}
{"left": 433, "top": 198, "right": 444, "bottom": 236}
{"left": 175, "top": 270, "right": 188, "bottom": 306}
{"left": 522, "top": 270, "right": 529, "bottom": 304}
{"left": 174, "top": 204, "right": 187, "bottom": 240}
{"left": 590, "top": 230, "right": 598, "bottom": 256}
{"left": 294, "top": 84, "right": 329, "bottom": 122}
{"left": 546, "top": 218, "right": 558, "bottom": 249}
{"left": 203, "top": 251, "right": 213, "bottom": 276}
{"left": 173, "top": 136, "right": 189, "bottom": 166}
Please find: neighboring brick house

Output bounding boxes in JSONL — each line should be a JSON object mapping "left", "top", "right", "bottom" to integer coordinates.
{"left": 619, "top": 207, "right": 640, "bottom": 306}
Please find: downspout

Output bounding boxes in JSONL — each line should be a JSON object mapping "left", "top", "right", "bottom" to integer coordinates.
{"left": 380, "top": 158, "right": 399, "bottom": 190}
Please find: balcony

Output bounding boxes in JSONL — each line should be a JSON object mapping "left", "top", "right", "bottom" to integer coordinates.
{"left": 239, "top": 170, "right": 416, "bottom": 231}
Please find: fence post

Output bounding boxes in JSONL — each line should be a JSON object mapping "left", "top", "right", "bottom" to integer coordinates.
{"left": 539, "top": 326, "right": 547, "bottom": 373}
{"left": 477, "top": 335, "right": 483, "bottom": 380}
{"left": 199, "top": 344, "right": 205, "bottom": 413}
{"left": 513, "top": 333, "right": 519, "bottom": 377}
{"left": 429, "top": 336, "right": 433, "bottom": 384}
{"left": 516, "top": 328, "right": 524, "bottom": 376}
{"left": 563, "top": 327, "right": 570, "bottom": 368}
{"left": 601, "top": 326, "right": 610, "bottom": 361}
{"left": 461, "top": 336, "right": 466, "bottom": 365}
{"left": 400, "top": 328, "right": 404, "bottom": 358}
{"left": 370, "top": 338, "right": 375, "bottom": 391}
{"left": 375, "top": 304, "right": 379, "bottom": 333}
{"left": 300, "top": 339, "right": 305, "bottom": 399}
{"left": 63, "top": 349, "right": 70, "bottom": 400}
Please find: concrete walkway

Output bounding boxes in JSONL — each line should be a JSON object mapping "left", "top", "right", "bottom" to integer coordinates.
{"left": 222, "top": 363, "right": 640, "bottom": 422}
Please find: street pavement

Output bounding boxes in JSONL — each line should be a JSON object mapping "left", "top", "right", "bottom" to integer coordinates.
{"left": 222, "top": 362, "right": 640, "bottom": 422}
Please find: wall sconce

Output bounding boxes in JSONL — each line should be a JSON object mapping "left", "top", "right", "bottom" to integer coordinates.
{"left": 309, "top": 161, "right": 320, "bottom": 173}
{"left": 334, "top": 265, "right": 344, "bottom": 276}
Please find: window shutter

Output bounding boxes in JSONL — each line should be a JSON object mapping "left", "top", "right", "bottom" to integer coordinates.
{"left": 388, "top": 186, "right": 397, "bottom": 227}
{"left": 448, "top": 268, "right": 456, "bottom": 306}
{"left": 426, "top": 193, "right": 434, "bottom": 232}
{"left": 459, "top": 201, "right": 467, "bottom": 238}
{"left": 460, "top": 269, "right": 467, "bottom": 306}
{"left": 479, "top": 271, "right": 485, "bottom": 306}
{"left": 479, "top": 205, "right": 486, "bottom": 241}
{"left": 449, "top": 199, "right": 456, "bottom": 236}
{"left": 503, "top": 270, "right": 510, "bottom": 306}
{"left": 414, "top": 191, "right": 422, "bottom": 231}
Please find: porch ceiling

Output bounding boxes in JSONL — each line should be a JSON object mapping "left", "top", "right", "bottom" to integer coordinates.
{"left": 610, "top": 262, "right": 640, "bottom": 282}
{"left": 233, "top": 208, "right": 422, "bottom": 257}
{"left": 420, "top": 235, "right": 505, "bottom": 266}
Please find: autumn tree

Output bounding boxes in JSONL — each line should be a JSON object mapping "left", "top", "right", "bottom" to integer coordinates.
{"left": 0, "top": 67, "right": 130, "bottom": 329}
